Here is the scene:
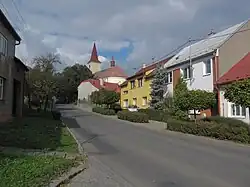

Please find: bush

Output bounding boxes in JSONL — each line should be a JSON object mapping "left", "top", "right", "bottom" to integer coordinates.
{"left": 117, "top": 111, "right": 149, "bottom": 123}
{"left": 166, "top": 117, "right": 250, "bottom": 143}
{"left": 110, "top": 103, "right": 122, "bottom": 113}
{"left": 92, "top": 107, "right": 116, "bottom": 115}
{"left": 138, "top": 109, "right": 169, "bottom": 122}
{"left": 51, "top": 110, "right": 61, "bottom": 120}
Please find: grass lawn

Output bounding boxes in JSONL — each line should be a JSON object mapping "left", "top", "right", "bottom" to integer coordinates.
{"left": 0, "top": 110, "right": 78, "bottom": 153}
{"left": 0, "top": 153, "right": 77, "bottom": 187}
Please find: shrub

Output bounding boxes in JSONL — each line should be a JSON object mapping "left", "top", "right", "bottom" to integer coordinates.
{"left": 92, "top": 107, "right": 116, "bottom": 115}
{"left": 117, "top": 111, "right": 149, "bottom": 123}
{"left": 166, "top": 117, "right": 250, "bottom": 143}
{"left": 138, "top": 109, "right": 170, "bottom": 122}
{"left": 51, "top": 110, "right": 61, "bottom": 120}
{"left": 110, "top": 103, "right": 122, "bottom": 113}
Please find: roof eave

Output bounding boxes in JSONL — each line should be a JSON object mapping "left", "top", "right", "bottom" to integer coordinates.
{"left": 166, "top": 51, "right": 215, "bottom": 69}
{"left": 0, "top": 10, "right": 21, "bottom": 41}
{"left": 14, "top": 57, "right": 29, "bottom": 72}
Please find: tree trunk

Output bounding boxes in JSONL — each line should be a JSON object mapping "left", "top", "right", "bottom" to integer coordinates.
{"left": 44, "top": 95, "right": 49, "bottom": 112}
{"left": 194, "top": 109, "right": 197, "bottom": 123}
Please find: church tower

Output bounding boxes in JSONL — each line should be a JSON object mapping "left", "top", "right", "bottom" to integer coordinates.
{"left": 87, "top": 43, "right": 101, "bottom": 74}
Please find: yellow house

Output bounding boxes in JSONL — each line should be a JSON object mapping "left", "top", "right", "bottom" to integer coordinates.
{"left": 120, "top": 57, "right": 172, "bottom": 109}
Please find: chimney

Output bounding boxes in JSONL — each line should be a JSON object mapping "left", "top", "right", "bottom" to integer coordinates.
{"left": 142, "top": 64, "right": 146, "bottom": 68}
{"left": 110, "top": 56, "right": 115, "bottom": 67}
{"left": 208, "top": 29, "right": 216, "bottom": 36}
{"left": 100, "top": 79, "right": 103, "bottom": 86}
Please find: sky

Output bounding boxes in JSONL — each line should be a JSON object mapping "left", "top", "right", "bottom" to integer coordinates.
{"left": 1, "top": 0, "right": 250, "bottom": 74}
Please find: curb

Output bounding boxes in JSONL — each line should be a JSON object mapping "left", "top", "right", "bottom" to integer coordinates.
{"left": 62, "top": 121, "right": 84, "bottom": 155}
{"left": 49, "top": 162, "right": 88, "bottom": 187}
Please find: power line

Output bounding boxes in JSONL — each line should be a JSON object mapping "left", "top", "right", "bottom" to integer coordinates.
{"left": 0, "top": 1, "right": 21, "bottom": 31}
{"left": 130, "top": 26, "right": 250, "bottom": 72}
{"left": 10, "top": 0, "right": 26, "bottom": 26}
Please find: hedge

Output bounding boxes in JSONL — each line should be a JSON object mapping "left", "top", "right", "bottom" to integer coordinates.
{"left": 166, "top": 117, "right": 250, "bottom": 143}
{"left": 51, "top": 110, "right": 61, "bottom": 120}
{"left": 117, "top": 111, "right": 149, "bottom": 123}
{"left": 138, "top": 109, "right": 169, "bottom": 122}
{"left": 92, "top": 107, "right": 116, "bottom": 115}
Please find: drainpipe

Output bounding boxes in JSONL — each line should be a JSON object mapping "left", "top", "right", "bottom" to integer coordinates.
{"left": 15, "top": 40, "right": 21, "bottom": 46}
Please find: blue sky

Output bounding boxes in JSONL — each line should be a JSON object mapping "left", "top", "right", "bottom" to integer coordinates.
{"left": 1, "top": 0, "right": 250, "bottom": 75}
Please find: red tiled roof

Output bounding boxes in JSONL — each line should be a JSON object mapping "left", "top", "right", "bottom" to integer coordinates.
{"left": 217, "top": 52, "right": 250, "bottom": 84}
{"left": 88, "top": 43, "right": 101, "bottom": 64}
{"left": 94, "top": 66, "right": 128, "bottom": 78}
{"left": 79, "top": 79, "right": 120, "bottom": 92}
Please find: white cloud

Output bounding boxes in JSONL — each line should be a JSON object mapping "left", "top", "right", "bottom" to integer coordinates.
{"left": 2, "top": 0, "right": 250, "bottom": 73}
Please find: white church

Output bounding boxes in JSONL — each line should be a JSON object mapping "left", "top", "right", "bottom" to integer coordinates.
{"left": 77, "top": 43, "right": 127, "bottom": 101}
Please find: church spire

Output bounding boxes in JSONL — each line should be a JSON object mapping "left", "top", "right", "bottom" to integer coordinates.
{"left": 88, "top": 43, "right": 101, "bottom": 64}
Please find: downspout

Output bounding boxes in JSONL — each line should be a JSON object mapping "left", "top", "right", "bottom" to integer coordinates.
{"left": 15, "top": 40, "right": 21, "bottom": 46}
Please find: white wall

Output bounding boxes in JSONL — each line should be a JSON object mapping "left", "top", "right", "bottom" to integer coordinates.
{"left": 102, "top": 77, "right": 126, "bottom": 85}
{"left": 165, "top": 55, "right": 214, "bottom": 96}
{"left": 77, "top": 82, "right": 99, "bottom": 101}
{"left": 219, "top": 90, "right": 250, "bottom": 124}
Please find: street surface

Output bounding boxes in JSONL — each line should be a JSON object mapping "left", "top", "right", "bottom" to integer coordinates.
{"left": 60, "top": 105, "right": 250, "bottom": 187}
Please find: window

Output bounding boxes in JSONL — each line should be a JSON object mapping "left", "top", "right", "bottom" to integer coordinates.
{"left": 231, "top": 104, "right": 246, "bottom": 117}
{"left": 182, "top": 66, "right": 192, "bottom": 79}
{"left": 0, "top": 77, "right": 4, "bottom": 100}
{"left": 166, "top": 72, "right": 173, "bottom": 84}
{"left": 138, "top": 78, "right": 143, "bottom": 87}
{"left": 142, "top": 97, "right": 147, "bottom": 106}
{"left": 123, "top": 99, "right": 128, "bottom": 108}
{"left": 130, "top": 81, "right": 135, "bottom": 89}
{"left": 204, "top": 59, "right": 211, "bottom": 75}
{"left": 133, "top": 98, "right": 137, "bottom": 106}
{"left": 0, "top": 33, "right": 7, "bottom": 56}
{"left": 123, "top": 90, "right": 128, "bottom": 95}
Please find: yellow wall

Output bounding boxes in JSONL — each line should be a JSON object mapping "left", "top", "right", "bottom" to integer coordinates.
{"left": 120, "top": 71, "right": 153, "bottom": 109}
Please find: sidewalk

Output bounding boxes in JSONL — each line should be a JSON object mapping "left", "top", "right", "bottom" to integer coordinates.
{"left": 76, "top": 104, "right": 167, "bottom": 132}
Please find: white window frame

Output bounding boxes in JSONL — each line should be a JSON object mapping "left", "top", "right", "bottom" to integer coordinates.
{"left": 203, "top": 59, "right": 212, "bottom": 75}
{"left": 123, "top": 90, "right": 128, "bottom": 95}
{"left": 181, "top": 66, "right": 192, "bottom": 80}
{"left": 142, "top": 97, "right": 147, "bottom": 106}
{"left": 0, "top": 33, "right": 8, "bottom": 56}
{"left": 130, "top": 81, "right": 135, "bottom": 89}
{"left": 123, "top": 99, "right": 128, "bottom": 108}
{"left": 166, "top": 71, "right": 173, "bottom": 84}
{"left": 0, "top": 77, "right": 4, "bottom": 100}
{"left": 229, "top": 103, "right": 246, "bottom": 118}
{"left": 138, "top": 78, "right": 143, "bottom": 87}
{"left": 132, "top": 98, "right": 137, "bottom": 106}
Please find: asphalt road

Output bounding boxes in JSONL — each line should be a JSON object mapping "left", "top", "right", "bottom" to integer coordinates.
{"left": 60, "top": 105, "right": 250, "bottom": 187}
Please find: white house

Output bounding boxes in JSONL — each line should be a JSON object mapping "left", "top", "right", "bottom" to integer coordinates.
{"left": 216, "top": 52, "right": 250, "bottom": 124}
{"left": 163, "top": 19, "right": 250, "bottom": 119}
{"left": 77, "top": 79, "right": 120, "bottom": 101}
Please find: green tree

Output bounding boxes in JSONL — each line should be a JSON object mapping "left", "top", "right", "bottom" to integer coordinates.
{"left": 150, "top": 66, "right": 167, "bottom": 109}
{"left": 57, "top": 64, "right": 92, "bottom": 103}
{"left": 102, "top": 90, "right": 120, "bottom": 108}
{"left": 188, "top": 90, "right": 216, "bottom": 119}
{"left": 28, "top": 53, "right": 61, "bottom": 111}
{"left": 173, "top": 78, "right": 190, "bottom": 111}
{"left": 224, "top": 79, "right": 250, "bottom": 114}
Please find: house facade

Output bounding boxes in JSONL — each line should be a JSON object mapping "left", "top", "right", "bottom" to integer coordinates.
{"left": 216, "top": 52, "right": 250, "bottom": 124}
{"left": 0, "top": 10, "right": 28, "bottom": 122}
{"left": 164, "top": 20, "right": 250, "bottom": 118}
{"left": 120, "top": 57, "right": 171, "bottom": 109}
